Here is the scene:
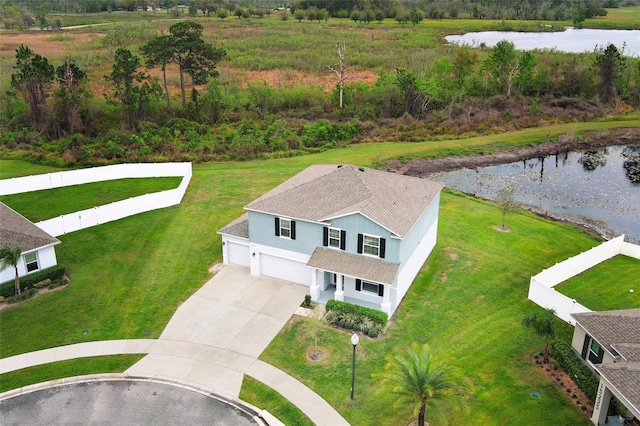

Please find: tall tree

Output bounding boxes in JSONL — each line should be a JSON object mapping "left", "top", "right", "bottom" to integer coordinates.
{"left": 0, "top": 247, "right": 22, "bottom": 296}
{"left": 105, "top": 48, "right": 158, "bottom": 128}
{"left": 522, "top": 308, "right": 557, "bottom": 363}
{"left": 11, "top": 45, "right": 55, "bottom": 129}
{"left": 328, "top": 41, "right": 354, "bottom": 109}
{"left": 51, "top": 56, "right": 88, "bottom": 136}
{"left": 374, "top": 343, "right": 462, "bottom": 426}
{"left": 166, "top": 21, "right": 226, "bottom": 109}
{"left": 485, "top": 40, "right": 520, "bottom": 97}
{"left": 140, "top": 34, "right": 174, "bottom": 114}
{"left": 595, "top": 43, "right": 624, "bottom": 103}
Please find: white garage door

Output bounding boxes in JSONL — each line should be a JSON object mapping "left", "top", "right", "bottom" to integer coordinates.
{"left": 260, "top": 254, "right": 311, "bottom": 286}
{"left": 228, "top": 242, "right": 250, "bottom": 267}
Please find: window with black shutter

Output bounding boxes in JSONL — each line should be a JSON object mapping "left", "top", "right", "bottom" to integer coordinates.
{"left": 355, "top": 279, "right": 361, "bottom": 291}
{"left": 276, "top": 217, "right": 295, "bottom": 239}
{"left": 323, "top": 227, "right": 328, "bottom": 246}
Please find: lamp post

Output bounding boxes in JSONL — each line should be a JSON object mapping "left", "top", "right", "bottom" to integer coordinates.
{"left": 350, "top": 332, "right": 359, "bottom": 400}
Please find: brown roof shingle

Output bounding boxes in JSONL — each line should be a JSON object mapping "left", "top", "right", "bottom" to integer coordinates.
{"left": 245, "top": 165, "right": 443, "bottom": 238}
{"left": 0, "top": 202, "right": 59, "bottom": 252}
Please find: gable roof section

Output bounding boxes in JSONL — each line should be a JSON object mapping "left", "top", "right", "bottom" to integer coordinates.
{"left": 572, "top": 309, "right": 640, "bottom": 357}
{"left": 573, "top": 308, "right": 640, "bottom": 414}
{"left": 244, "top": 165, "right": 444, "bottom": 238}
{"left": 0, "top": 202, "right": 60, "bottom": 252}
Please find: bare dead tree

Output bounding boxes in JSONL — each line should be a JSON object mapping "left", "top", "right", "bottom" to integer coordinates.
{"left": 328, "top": 42, "right": 354, "bottom": 109}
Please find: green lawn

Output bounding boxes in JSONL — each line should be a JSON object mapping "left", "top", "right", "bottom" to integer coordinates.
{"left": 0, "top": 177, "right": 182, "bottom": 222}
{"left": 260, "top": 190, "right": 597, "bottom": 425}
{"left": 555, "top": 255, "right": 640, "bottom": 311}
{"left": 0, "top": 160, "right": 63, "bottom": 179}
{"left": 0, "top": 355, "right": 144, "bottom": 393}
{"left": 0, "top": 133, "right": 613, "bottom": 424}
{"left": 240, "top": 376, "right": 314, "bottom": 426}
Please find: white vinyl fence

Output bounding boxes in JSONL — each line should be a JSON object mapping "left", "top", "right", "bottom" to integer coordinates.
{"left": 0, "top": 163, "right": 192, "bottom": 237}
{"left": 528, "top": 235, "right": 640, "bottom": 325}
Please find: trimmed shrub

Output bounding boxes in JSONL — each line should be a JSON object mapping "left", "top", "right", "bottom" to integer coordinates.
{"left": 34, "top": 278, "right": 52, "bottom": 289}
{"left": 0, "top": 265, "right": 66, "bottom": 298}
{"left": 550, "top": 340, "right": 600, "bottom": 401}
{"left": 6, "top": 288, "right": 37, "bottom": 304}
{"left": 326, "top": 300, "right": 388, "bottom": 328}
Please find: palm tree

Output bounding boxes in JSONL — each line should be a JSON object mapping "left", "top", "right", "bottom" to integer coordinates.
{"left": 374, "top": 343, "right": 461, "bottom": 426}
{"left": 522, "top": 308, "right": 556, "bottom": 363}
{"left": 0, "top": 247, "right": 22, "bottom": 295}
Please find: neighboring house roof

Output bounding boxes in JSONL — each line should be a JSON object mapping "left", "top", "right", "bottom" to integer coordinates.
{"left": 218, "top": 213, "right": 249, "bottom": 239}
{"left": 572, "top": 309, "right": 640, "bottom": 359}
{"left": 0, "top": 202, "right": 60, "bottom": 252}
{"left": 573, "top": 309, "right": 640, "bottom": 415}
{"left": 307, "top": 247, "right": 399, "bottom": 285}
{"left": 244, "top": 165, "right": 444, "bottom": 238}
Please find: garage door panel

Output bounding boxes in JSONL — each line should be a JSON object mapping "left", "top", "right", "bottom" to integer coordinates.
{"left": 228, "top": 242, "right": 250, "bottom": 267}
{"left": 260, "top": 254, "right": 310, "bottom": 286}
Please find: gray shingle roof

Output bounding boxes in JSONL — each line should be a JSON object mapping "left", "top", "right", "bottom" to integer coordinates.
{"left": 573, "top": 309, "right": 640, "bottom": 414}
{"left": 597, "top": 362, "right": 640, "bottom": 414}
{"left": 306, "top": 247, "right": 399, "bottom": 285}
{"left": 572, "top": 309, "right": 640, "bottom": 355}
{"left": 218, "top": 213, "right": 249, "bottom": 239}
{"left": 0, "top": 202, "right": 59, "bottom": 252}
{"left": 244, "top": 165, "right": 444, "bottom": 238}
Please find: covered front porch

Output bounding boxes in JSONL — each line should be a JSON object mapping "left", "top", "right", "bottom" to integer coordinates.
{"left": 306, "top": 247, "right": 399, "bottom": 316}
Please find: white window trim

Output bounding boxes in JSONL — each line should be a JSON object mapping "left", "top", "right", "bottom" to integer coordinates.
{"left": 362, "top": 234, "right": 380, "bottom": 258}
{"left": 24, "top": 252, "right": 39, "bottom": 273}
{"left": 328, "top": 227, "right": 341, "bottom": 249}
{"left": 279, "top": 218, "right": 292, "bottom": 239}
{"left": 362, "top": 280, "right": 380, "bottom": 295}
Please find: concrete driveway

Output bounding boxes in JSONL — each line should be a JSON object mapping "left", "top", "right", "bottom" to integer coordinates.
{"left": 126, "top": 264, "right": 309, "bottom": 399}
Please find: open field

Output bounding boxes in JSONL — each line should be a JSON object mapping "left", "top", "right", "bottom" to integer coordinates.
{"left": 555, "top": 255, "right": 640, "bottom": 311}
{"left": 0, "top": 148, "right": 602, "bottom": 424}
{"left": 0, "top": 177, "right": 181, "bottom": 222}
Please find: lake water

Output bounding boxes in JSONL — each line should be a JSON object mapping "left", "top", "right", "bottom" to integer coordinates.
{"left": 445, "top": 28, "right": 640, "bottom": 57}
{"left": 427, "top": 145, "right": 640, "bottom": 242}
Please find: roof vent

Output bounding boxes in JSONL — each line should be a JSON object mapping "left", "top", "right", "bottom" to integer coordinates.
{"left": 337, "top": 165, "right": 343, "bottom": 168}
{"left": 358, "top": 167, "right": 365, "bottom": 172}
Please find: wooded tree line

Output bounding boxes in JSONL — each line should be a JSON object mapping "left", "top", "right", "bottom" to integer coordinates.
{"left": 2, "top": 0, "right": 637, "bottom": 22}
{"left": 3, "top": 20, "right": 639, "bottom": 163}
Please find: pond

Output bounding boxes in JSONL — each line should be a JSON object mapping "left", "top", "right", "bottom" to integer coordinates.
{"left": 427, "top": 145, "right": 640, "bottom": 243}
{"left": 445, "top": 28, "right": 640, "bottom": 57}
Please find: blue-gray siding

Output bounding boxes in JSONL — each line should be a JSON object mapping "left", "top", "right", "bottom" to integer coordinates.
{"left": 397, "top": 194, "right": 440, "bottom": 265}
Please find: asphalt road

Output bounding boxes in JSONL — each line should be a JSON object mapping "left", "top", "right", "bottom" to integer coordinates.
{"left": 0, "top": 380, "right": 259, "bottom": 425}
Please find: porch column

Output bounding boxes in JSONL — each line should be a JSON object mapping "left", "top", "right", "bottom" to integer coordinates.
{"left": 381, "top": 285, "right": 391, "bottom": 316}
{"left": 591, "top": 380, "right": 612, "bottom": 425}
{"left": 309, "top": 268, "right": 320, "bottom": 301}
{"left": 335, "top": 274, "right": 344, "bottom": 302}
{"left": 249, "top": 243, "right": 259, "bottom": 276}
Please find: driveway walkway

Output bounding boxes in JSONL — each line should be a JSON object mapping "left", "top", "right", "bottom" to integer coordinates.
{"left": 0, "top": 265, "right": 349, "bottom": 426}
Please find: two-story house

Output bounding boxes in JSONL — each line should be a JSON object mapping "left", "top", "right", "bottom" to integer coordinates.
{"left": 218, "top": 164, "right": 444, "bottom": 316}
{"left": 571, "top": 309, "right": 640, "bottom": 425}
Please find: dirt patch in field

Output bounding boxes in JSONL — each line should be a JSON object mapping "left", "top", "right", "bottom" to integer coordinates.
{"left": 220, "top": 67, "right": 378, "bottom": 92}
{"left": 389, "top": 127, "right": 640, "bottom": 177}
{"left": 0, "top": 31, "right": 105, "bottom": 58}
